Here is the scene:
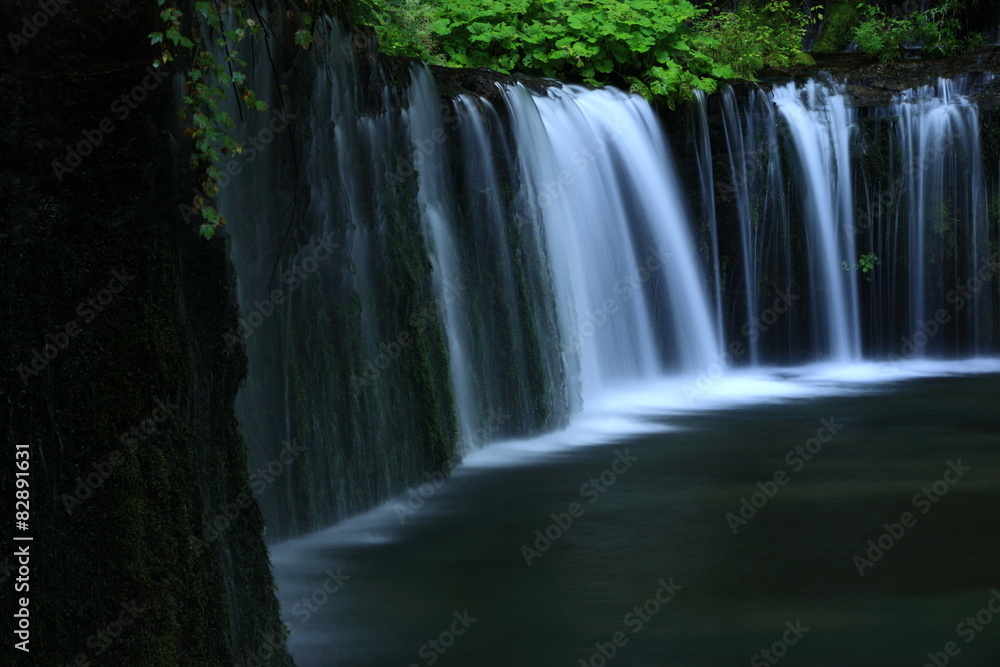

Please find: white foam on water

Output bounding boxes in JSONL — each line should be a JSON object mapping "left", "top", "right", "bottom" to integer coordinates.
{"left": 270, "top": 358, "right": 1000, "bottom": 554}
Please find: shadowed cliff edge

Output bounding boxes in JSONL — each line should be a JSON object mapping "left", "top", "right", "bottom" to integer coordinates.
{"left": 0, "top": 1, "right": 293, "bottom": 664}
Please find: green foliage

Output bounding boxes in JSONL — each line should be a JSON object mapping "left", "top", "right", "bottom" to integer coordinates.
{"left": 857, "top": 252, "right": 879, "bottom": 275}
{"left": 375, "top": 0, "right": 443, "bottom": 63}
{"left": 151, "top": 1, "right": 315, "bottom": 238}
{"left": 843, "top": 253, "right": 880, "bottom": 281}
{"left": 368, "top": 0, "right": 818, "bottom": 105}
{"left": 852, "top": 3, "right": 917, "bottom": 62}
{"left": 853, "top": 0, "right": 981, "bottom": 62}
{"left": 316, "top": 0, "right": 383, "bottom": 28}
{"left": 148, "top": 0, "right": 821, "bottom": 231}
{"left": 812, "top": 0, "right": 860, "bottom": 53}
{"left": 696, "top": 0, "right": 815, "bottom": 80}
{"left": 416, "top": 0, "right": 729, "bottom": 107}
{"left": 151, "top": 1, "right": 262, "bottom": 238}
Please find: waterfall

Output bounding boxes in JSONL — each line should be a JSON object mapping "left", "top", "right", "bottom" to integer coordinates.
{"left": 717, "top": 86, "right": 792, "bottom": 364}
{"left": 892, "top": 76, "right": 991, "bottom": 356}
{"left": 503, "top": 83, "right": 720, "bottom": 406}
{"left": 773, "top": 79, "right": 862, "bottom": 361}
{"left": 405, "top": 67, "right": 571, "bottom": 449}
{"left": 720, "top": 87, "right": 760, "bottom": 364}
{"left": 691, "top": 90, "right": 726, "bottom": 349}
{"left": 220, "top": 19, "right": 1000, "bottom": 539}
{"left": 404, "top": 68, "right": 480, "bottom": 447}
{"left": 220, "top": 23, "right": 462, "bottom": 538}
{"left": 220, "top": 20, "right": 719, "bottom": 536}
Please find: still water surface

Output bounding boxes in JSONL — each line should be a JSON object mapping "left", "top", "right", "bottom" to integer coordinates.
{"left": 271, "top": 366, "right": 1000, "bottom": 666}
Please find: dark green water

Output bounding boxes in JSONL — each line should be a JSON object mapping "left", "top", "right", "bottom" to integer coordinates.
{"left": 272, "top": 372, "right": 1000, "bottom": 666}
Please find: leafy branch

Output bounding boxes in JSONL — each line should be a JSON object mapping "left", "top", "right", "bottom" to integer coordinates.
{"left": 853, "top": 0, "right": 982, "bottom": 63}
{"left": 374, "top": 0, "right": 816, "bottom": 107}
{"left": 150, "top": 0, "right": 315, "bottom": 238}
{"left": 843, "top": 253, "right": 880, "bottom": 282}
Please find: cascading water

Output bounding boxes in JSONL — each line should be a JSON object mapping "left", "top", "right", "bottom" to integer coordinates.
{"left": 772, "top": 79, "right": 862, "bottom": 361}
{"left": 222, "top": 20, "right": 1000, "bottom": 543}
{"left": 202, "top": 19, "right": 1000, "bottom": 667}
{"left": 720, "top": 87, "right": 760, "bottom": 364}
{"left": 405, "top": 67, "right": 571, "bottom": 449}
{"left": 892, "top": 76, "right": 992, "bottom": 356}
{"left": 222, "top": 20, "right": 720, "bottom": 536}
{"left": 503, "top": 83, "right": 721, "bottom": 405}
{"left": 220, "top": 24, "right": 461, "bottom": 538}
{"left": 717, "top": 86, "right": 794, "bottom": 364}
{"left": 685, "top": 76, "right": 996, "bottom": 365}
{"left": 690, "top": 89, "right": 726, "bottom": 349}
{"left": 404, "top": 68, "right": 481, "bottom": 447}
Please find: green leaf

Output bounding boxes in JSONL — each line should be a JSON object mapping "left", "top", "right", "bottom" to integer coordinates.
{"left": 595, "top": 58, "right": 614, "bottom": 74}
{"left": 429, "top": 18, "right": 453, "bottom": 35}
{"left": 294, "top": 29, "right": 313, "bottom": 49}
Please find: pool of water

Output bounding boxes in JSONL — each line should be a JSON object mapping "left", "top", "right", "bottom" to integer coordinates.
{"left": 270, "top": 365, "right": 1000, "bottom": 666}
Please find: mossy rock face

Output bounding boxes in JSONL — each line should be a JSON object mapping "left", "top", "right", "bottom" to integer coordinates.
{"left": 813, "top": 0, "right": 861, "bottom": 54}
{"left": 792, "top": 51, "right": 817, "bottom": 67}
{"left": 0, "top": 1, "right": 291, "bottom": 665}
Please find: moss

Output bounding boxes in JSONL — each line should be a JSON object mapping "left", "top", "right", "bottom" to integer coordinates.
{"left": 813, "top": 0, "right": 861, "bottom": 53}
{"left": 240, "top": 109, "right": 461, "bottom": 537}
{"left": 792, "top": 51, "right": 817, "bottom": 67}
{"left": 0, "top": 2, "right": 292, "bottom": 663}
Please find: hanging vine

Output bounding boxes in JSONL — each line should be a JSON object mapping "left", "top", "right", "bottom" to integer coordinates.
{"left": 150, "top": 0, "right": 316, "bottom": 239}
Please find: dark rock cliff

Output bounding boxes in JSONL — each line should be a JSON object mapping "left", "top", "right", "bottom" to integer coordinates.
{"left": 1, "top": 1, "right": 292, "bottom": 664}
